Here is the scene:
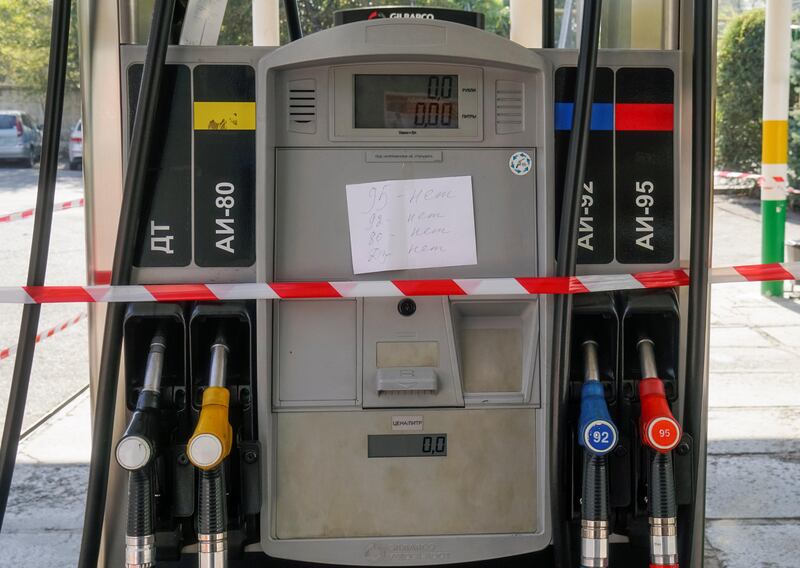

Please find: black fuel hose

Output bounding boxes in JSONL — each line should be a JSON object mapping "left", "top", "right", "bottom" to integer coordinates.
{"left": 127, "top": 467, "right": 155, "bottom": 538}
{"left": 0, "top": 0, "right": 71, "bottom": 530}
{"left": 543, "top": 0, "right": 555, "bottom": 48}
{"left": 550, "top": 2, "right": 603, "bottom": 567}
{"left": 649, "top": 451, "right": 677, "bottom": 521}
{"left": 198, "top": 467, "right": 227, "bottom": 536}
{"left": 77, "top": 0, "right": 177, "bottom": 565}
{"left": 581, "top": 453, "right": 609, "bottom": 522}
{"left": 284, "top": 0, "right": 303, "bottom": 41}
{"left": 681, "top": 0, "right": 715, "bottom": 563}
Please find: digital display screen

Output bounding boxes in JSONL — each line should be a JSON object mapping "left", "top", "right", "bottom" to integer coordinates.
{"left": 354, "top": 75, "right": 459, "bottom": 129}
{"left": 368, "top": 434, "right": 448, "bottom": 458}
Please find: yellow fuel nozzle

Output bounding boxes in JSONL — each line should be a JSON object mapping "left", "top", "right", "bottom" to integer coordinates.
{"left": 187, "top": 343, "right": 233, "bottom": 470}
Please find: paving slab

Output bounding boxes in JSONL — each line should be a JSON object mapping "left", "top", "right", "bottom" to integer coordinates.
{"left": 3, "top": 463, "right": 88, "bottom": 531}
{"left": 17, "top": 390, "right": 91, "bottom": 464}
{"left": 731, "top": 298, "right": 800, "bottom": 327}
{"left": 0, "top": 531, "right": 82, "bottom": 568}
{"left": 705, "top": 520, "right": 800, "bottom": 568}
{"left": 709, "top": 346, "right": 800, "bottom": 372}
{"left": 709, "top": 373, "right": 800, "bottom": 408}
{"left": 709, "top": 326, "right": 774, "bottom": 348}
{"left": 760, "top": 325, "right": 800, "bottom": 347}
{"left": 706, "top": 454, "right": 800, "bottom": 519}
{"left": 708, "top": 407, "right": 800, "bottom": 455}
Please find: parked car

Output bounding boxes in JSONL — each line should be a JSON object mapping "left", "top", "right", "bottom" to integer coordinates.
{"left": 0, "top": 111, "right": 42, "bottom": 167}
{"left": 68, "top": 119, "right": 82, "bottom": 170}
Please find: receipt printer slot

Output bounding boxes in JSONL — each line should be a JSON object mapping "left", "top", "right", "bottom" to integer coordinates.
{"left": 376, "top": 368, "right": 438, "bottom": 394}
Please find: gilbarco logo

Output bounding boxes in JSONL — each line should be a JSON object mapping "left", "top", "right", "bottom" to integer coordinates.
{"left": 366, "top": 10, "right": 436, "bottom": 20}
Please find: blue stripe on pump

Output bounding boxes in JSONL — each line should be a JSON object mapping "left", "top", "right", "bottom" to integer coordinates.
{"left": 555, "top": 102, "right": 614, "bottom": 131}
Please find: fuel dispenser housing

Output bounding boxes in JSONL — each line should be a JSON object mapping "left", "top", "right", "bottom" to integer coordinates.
{"left": 81, "top": 12, "right": 713, "bottom": 567}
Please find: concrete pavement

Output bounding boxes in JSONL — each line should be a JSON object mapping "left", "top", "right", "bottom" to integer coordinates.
{"left": 703, "top": 196, "right": 800, "bottom": 567}
{"left": 0, "top": 393, "right": 89, "bottom": 567}
{"left": 0, "top": 165, "right": 89, "bottom": 432}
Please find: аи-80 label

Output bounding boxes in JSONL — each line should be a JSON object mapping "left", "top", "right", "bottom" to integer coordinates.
{"left": 193, "top": 65, "right": 255, "bottom": 267}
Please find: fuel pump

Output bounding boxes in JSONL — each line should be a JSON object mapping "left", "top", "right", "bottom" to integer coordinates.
{"left": 69, "top": 0, "right": 717, "bottom": 565}
{"left": 115, "top": 334, "right": 167, "bottom": 568}
{"left": 577, "top": 340, "right": 618, "bottom": 568}
{"left": 637, "top": 338, "right": 681, "bottom": 568}
{"left": 187, "top": 338, "right": 233, "bottom": 568}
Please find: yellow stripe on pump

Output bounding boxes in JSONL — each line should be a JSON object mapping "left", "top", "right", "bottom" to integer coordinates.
{"left": 193, "top": 101, "right": 256, "bottom": 130}
{"left": 187, "top": 386, "right": 233, "bottom": 470}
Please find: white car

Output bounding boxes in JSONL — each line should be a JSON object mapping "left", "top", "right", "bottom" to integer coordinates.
{"left": 0, "top": 111, "right": 42, "bottom": 167}
{"left": 68, "top": 119, "right": 82, "bottom": 170}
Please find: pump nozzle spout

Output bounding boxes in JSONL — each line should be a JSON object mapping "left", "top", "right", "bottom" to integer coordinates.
{"left": 116, "top": 334, "right": 166, "bottom": 568}
{"left": 578, "top": 341, "right": 618, "bottom": 456}
{"left": 187, "top": 342, "right": 232, "bottom": 470}
{"left": 637, "top": 338, "right": 681, "bottom": 567}
{"left": 116, "top": 335, "right": 165, "bottom": 472}
{"left": 189, "top": 338, "right": 232, "bottom": 568}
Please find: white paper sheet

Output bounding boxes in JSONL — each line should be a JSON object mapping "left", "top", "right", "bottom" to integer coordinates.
{"left": 345, "top": 176, "right": 478, "bottom": 274}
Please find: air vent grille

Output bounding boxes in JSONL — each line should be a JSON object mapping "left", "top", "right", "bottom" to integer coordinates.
{"left": 496, "top": 80, "right": 524, "bottom": 134}
{"left": 288, "top": 78, "right": 317, "bottom": 133}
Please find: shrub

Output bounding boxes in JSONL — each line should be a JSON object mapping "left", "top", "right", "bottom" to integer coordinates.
{"left": 716, "top": 9, "right": 800, "bottom": 186}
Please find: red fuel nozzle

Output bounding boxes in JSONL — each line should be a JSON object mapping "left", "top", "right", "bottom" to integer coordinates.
{"left": 637, "top": 339, "right": 681, "bottom": 453}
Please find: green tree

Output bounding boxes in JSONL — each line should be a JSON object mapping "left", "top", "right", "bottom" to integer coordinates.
{"left": 219, "top": 0, "right": 509, "bottom": 45}
{"left": 716, "top": 9, "right": 767, "bottom": 175}
{"left": 716, "top": 9, "right": 800, "bottom": 183}
{"left": 0, "top": 0, "right": 81, "bottom": 106}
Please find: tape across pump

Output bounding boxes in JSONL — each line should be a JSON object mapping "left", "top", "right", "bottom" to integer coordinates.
{"left": 0, "top": 261, "right": 798, "bottom": 304}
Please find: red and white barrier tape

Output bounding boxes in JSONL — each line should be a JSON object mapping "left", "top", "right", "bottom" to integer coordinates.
{"left": 0, "top": 262, "right": 797, "bottom": 304}
{"left": 0, "top": 198, "right": 85, "bottom": 224}
{"left": 715, "top": 170, "right": 774, "bottom": 182}
{"left": 715, "top": 170, "right": 800, "bottom": 194}
{"left": 0, "top": 312, "right": 87, "bottom": 361}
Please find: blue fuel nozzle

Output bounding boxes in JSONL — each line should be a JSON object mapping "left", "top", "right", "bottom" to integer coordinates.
{"left": 578, "top": 341, "right": 618, "bottom": 456}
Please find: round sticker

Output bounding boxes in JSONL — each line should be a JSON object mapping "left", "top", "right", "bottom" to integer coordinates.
{"left": 647, "top": 417, "right": 681, "bottom": 451}
{"left": 509, "top": 151, "right": 532, "bottom": 176}
{"left": 583, "top": 419, "right": 617, "bottom": 455}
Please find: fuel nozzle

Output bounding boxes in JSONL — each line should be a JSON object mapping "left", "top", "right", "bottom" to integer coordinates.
{"left": 188, "top": 341, "right": 232, "bottom": 470}
{"left": 578, "top": 341, "right": 618, "bottom": 457}
{"left": 578, "top": 340, "right": 617, "bottom": 568}
{"left": 636, "top": 338, "right": 680, "bottom": 568}
{"left": 115, "top": 334, "right": 166, "bottom": 568}
{"left": 637, "top": 339, "right": 681, "bottom": 453}
{"left": 187, "top": 339, "right": 232, "bottom": 568}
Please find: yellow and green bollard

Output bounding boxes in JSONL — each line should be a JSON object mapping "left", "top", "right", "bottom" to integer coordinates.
{"left": 761, "top": 0, "right": 792, "bottom": 297}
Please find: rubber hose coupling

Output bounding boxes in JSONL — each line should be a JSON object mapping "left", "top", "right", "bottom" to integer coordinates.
{"left": 649, "top": 516, "right": 678, "bottom": 568}
{"left": 649, "top": 448, "right": 678, "bottom": 567}
{"left": 580, "top": 453, "right": 610, "bottom": 568}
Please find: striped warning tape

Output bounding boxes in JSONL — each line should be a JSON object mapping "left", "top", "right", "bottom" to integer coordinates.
{"left": 0, "top": 312, "right": 87, "bottom": 361}
{"left": 0, "top": 198, "right": 85, "bottom": 224}
{"left": 715, "top": 170, "right": 800, "bottom": 195}
{"left": 0, "top": 263, "right": 796, "bottom": 304}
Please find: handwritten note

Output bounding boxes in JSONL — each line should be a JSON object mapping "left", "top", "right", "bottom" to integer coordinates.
{"left": 346, "top": 176, "right": 477, "bottom": 274}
